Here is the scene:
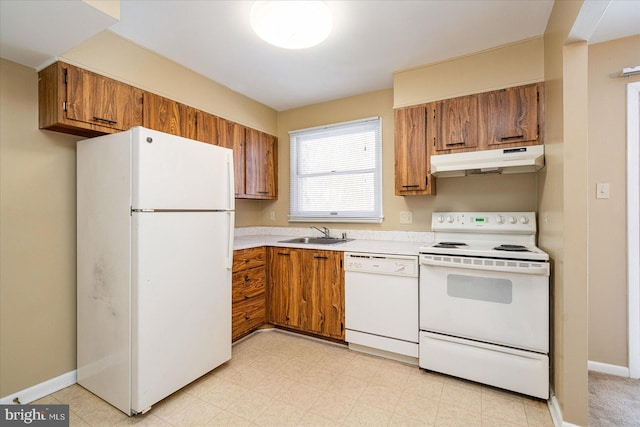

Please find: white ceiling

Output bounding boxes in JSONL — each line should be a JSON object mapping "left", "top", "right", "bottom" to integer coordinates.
{"left": 1, "top": 0, "right": 639, "bottom": 111}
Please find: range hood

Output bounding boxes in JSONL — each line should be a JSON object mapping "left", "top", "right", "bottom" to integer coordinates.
{"left": 431, "top": 145, "right": 545, "bottom": 178}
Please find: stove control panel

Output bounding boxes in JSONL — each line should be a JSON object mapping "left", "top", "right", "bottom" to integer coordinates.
{"left": 432, "top": 212, "right": 536, "bottom": 234}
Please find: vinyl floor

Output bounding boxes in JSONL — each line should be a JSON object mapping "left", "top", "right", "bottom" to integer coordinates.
{"left": 34, "top": 330, "right": 555, "bottom": 426}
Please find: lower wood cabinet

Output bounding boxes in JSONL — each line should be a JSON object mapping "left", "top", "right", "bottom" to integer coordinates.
{"left": 267, "top": 247, "right": 344, "bottom": 340}
{"left": 232, "top": 247, "right": 266, "bottom": 341}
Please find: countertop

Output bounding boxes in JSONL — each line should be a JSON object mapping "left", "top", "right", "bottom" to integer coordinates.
{"left": 234, "top": 227, "right": 434, "bottom": 256}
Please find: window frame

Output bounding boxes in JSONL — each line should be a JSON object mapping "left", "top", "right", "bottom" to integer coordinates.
{"left": 288, "top": 116, "right": 383, "bottom": 223}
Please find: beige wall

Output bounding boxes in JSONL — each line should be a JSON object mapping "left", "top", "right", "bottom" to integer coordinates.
{"left": 393, "top": 37, "right": 544, "bottom": 108}
{"left": 0, "top": 59, "right": 80, "bottom": 397}
{"left": 538, "top": 1, "right": 587, "bottom": 425}
{"left": 0, "top": 30, "right": 277, "bottom": 397}
{"left": 588, "top": 35, "right": 640, "bottom": 367}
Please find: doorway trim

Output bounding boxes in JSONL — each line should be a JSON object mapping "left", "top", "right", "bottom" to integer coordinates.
{"left": 628, "top": 81, "right": 640, "bottom": 379}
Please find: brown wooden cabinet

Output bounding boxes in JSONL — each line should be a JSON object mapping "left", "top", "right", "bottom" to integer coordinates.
{"left": 394, "top": 105, "right": 436, "bottom": 196}
{"left": 267, "top": 247, "right": 344, "bottom": 340}
{"left": 245, "top": 128, "right": 278, "bottom": 199}
{"left": 195, "top": 110, "right": 219, "bottom": 145}
{"left": 38, "top": 61, "right": 143, "bottom": 137}
{"left": 267, "top": 247, "right": 303, "bottom": 328}
{"left": 232, "top": 247, "right": 266, "bottom": 341}
{"left": 143, "top": 92, "right": 196, "bottom": 139}
{"left": 478, "top": 83, "right": 543, "bottom": 149}
{"left": 433, "top": 95, "right": 478, "bottom": 153}
{"left": 217, "top": 118, "right": 246, "bottom": 197}
{"left": 301, "top": 250, "right": 344, "bottom": 339}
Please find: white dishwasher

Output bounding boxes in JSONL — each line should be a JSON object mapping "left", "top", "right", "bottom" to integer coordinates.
{"left": 344, "top": 252, "right": 419, "bottom": 363}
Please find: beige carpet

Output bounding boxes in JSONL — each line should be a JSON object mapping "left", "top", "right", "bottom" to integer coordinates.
{"left": 589, "top": 371, "right": 640, "bottom": 426}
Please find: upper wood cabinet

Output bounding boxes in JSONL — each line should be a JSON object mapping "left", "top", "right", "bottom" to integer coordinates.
{"left": 39, "top": 62, "right": 143, "bottom": 137}
{"left": 245, "top": 128, "right": 278, "bottom": 199}
{"left": 478, "top": 83, "right": 543, "bottom": 149}
{"left": 394, "top": 105, "right": 436, "bottom": 196}
{"left": 143, "top": 92, "right": 196, "bottom": 139}
{"left": 195, "top": 110, "right": 218, "bottom": 145}
{"left": 433, "top": 95, "right": 479, "bottom": 153}
{"left": 217, "top": 118, "right": 246, "bottom": 197}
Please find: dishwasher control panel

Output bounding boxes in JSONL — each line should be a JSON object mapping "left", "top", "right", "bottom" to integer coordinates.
{"left": 344, "top": 252, "right": 418, "bottom": 277}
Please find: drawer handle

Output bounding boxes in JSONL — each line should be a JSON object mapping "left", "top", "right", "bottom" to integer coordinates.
{"left": 257, "top": 191, "right": 269, "bottom": 194}
{"left": 278, "top": 252, "right": 290, "bottom": 256}
{"left": 402, "top": 185, "right": 419, "bottom": 188}
{"left": 500, "top": 134, "right": 524, "bottom": 141}
{"left": 446, "top": 141, "right": 466, "bottom": 146}
{"left": 92, "top": 116, "right": 117, "bottom": 125}
{"left": 314, "top": 255, "right": 328, "bottom": 259}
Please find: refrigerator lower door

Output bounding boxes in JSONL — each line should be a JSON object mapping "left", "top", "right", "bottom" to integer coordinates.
{"left": 131, "top": 211, "right": 232, "bottom": 413}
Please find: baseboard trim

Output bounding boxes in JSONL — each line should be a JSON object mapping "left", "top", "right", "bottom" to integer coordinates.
{"left": 0, "top": 370, "right": 77, "bottom": 405}
{"left": 548, "top": 394, "right": 583, "bottom": 427}
{"left": 588, "top": 360, "right": 630, "bottom": 377}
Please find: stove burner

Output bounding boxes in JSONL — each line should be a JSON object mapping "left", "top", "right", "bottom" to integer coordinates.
{"left": 434, "top": 242, "right": 468, "bottom": 248}
{"left": 494, "top": 244, "right": 531, "bottom": 252}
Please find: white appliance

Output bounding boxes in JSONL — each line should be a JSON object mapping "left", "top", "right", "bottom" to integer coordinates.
{"left": 419, "top": 212, "right": 550, "bottom": 399}
{"left": 430, "top": 145, "right": 545, "bottom": 178}
{"left": 76, "top": 127, "right": 235, "bottom": 415}
{"left": 344, "top": 252, "right": 419, "bottom": 364}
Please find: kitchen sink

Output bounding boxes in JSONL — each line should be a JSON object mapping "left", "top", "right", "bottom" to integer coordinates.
{"left": 278, "top": 236, "right": 353, "bottom": 245}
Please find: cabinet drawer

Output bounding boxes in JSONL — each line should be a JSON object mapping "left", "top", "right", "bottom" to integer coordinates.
{"left": 233, "top": 247, "right": 266, "bottom": 272}
{"left": 232, "top": 268, "right": 265, "bottom": 303}
{"left": 232, "top": 297, "right": 266, "bottom": 340}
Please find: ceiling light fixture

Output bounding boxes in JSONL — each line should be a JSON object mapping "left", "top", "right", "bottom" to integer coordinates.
{"left": 250, "top": 1, "right": 332, "bottom": 49}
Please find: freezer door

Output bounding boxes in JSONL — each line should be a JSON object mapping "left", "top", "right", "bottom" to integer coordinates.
{"left": 131, "top": 211, "right": 232, "bottom": 412}
{"left": 131, "top": 127, "right": 234, "bottom": 210}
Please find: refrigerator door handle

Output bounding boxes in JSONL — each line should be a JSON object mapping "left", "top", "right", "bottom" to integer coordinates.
{"left": 227, "top": 153, "right": 235, "bottom": 209}
{"left": 226, "top": 211, "right": 235, "bottom": 270}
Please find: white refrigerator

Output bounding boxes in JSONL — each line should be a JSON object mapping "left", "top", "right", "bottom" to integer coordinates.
{"left": 76, "top": 127, "right": 234, "bottom": 415}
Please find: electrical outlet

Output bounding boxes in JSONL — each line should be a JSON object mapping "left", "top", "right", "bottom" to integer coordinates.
{"left": 269, "top": 211, "right": 276, "bottom": 221}
{"left": 596, "top": 183, "right": 610, "bottom": 199}
{"left": 400, "top": 211, "right": 413, "bottom": 224}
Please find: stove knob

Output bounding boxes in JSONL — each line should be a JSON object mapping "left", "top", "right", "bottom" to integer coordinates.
{"left": 519, "top": 216, "right": 529, "bottom": 224}
{"left": 446, "top": 215, "right": 454, "bottom": 223}
{"left": 508, "top": 216, "right": 517, "bottom": 224}
{"left": 436, "top": 215, "right": 444, "bottom": 223}
{"left": 496, "top": 215, "right": 504, "bottom": 224}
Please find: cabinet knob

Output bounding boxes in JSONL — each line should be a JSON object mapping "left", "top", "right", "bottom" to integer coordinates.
{"left": 245, "top": 316, "right": 250, "bottom": 321}
{"left": 244, "top": 295, "right": 249, "bottom": 300}
{"left": 244, "top": 275, "right": 250, "bottom": 282}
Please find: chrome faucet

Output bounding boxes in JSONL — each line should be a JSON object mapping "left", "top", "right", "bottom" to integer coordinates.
{"left": 311, "top": 225, "right": 330, "bottom": 238}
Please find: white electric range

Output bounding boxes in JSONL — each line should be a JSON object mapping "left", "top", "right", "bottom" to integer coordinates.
{"left": 418, "top": 212, "right": 550, "bottom": 399}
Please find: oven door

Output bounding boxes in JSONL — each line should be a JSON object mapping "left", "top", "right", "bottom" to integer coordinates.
{"left": 419, "top": 254, "right": 549, "bottom": 353}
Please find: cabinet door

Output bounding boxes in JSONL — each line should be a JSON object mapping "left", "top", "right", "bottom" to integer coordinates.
{"left": 301, "top": 250, "right": 344, "bottom": 339}
{"left": 267, "top": 247, "right": 302, "bottom": 328}
{"left": 195, "top": 110, "right": 218, "bottom": 145}
{"left": 434, "top": 95, "right": 478, "bottom": 152}
{"left": 217, "top": 118, "right": 246, "bottom": 197}
{"left": 394, "top": 105, "right": 435, "bottom": 195}
{"left": 245, "top": 128, "right": 278, "bottom": 199}
{"left": 65, "top": 64, "right": 143, "bottom": 132}
{"left": 143, "top": 92, "right": 196, "bottom": 139}
{"left": 478, "top": 83, "right": 541, "bottom": 148}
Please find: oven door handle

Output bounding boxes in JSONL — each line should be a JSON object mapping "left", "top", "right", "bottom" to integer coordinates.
{"left": 419, "top": 254, "right": 549, "bottom": 276}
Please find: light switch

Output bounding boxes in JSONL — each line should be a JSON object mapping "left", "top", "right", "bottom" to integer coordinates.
{"left": 596, "top": 183, "right": 610, "bottom": 199}
{"left": 400, "top": 211, "right": 413, "bottom": 224}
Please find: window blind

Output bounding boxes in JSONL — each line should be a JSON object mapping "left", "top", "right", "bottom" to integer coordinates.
{"left": 289, "top": 117, "right": 383, "bottom": 223}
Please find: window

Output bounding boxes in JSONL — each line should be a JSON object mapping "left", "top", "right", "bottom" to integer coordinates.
{"left": 289, "top": 117, "right": 383, "bottom": 223}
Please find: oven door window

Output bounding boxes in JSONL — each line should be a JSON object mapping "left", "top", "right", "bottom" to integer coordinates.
{"left": 447, "top": 274, "right": 512, "bottom": 304}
